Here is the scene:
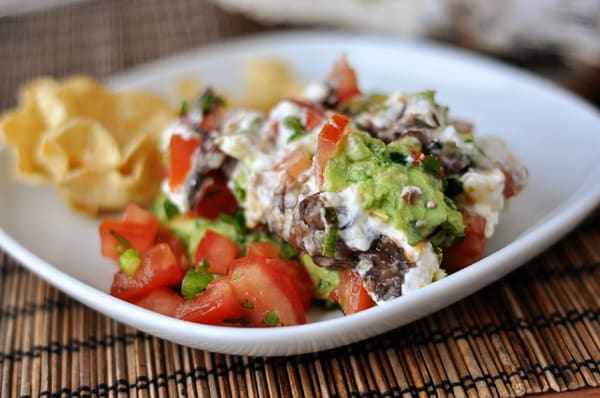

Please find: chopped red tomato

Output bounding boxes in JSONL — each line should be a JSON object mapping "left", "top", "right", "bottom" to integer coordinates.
{"left": 168, "top": 134, "right": 202, "bottom": 190}
{"left": 501, "top": 168, "right": 517, "bottom": 199}
{"left": 194, "top": 230, "right": 239, "bottom": 274}
{"left": 99, "top": 204, "right": 159, "bottom": 261}
{"left": 327, "top": 56, "right": 361, "bottom": 102}
{"left": 273, "top": 147, "right": 313, "bottom": 179}
{"left": 176, "top": 278, "right": 245, "bottom": 326}
{"left": 110, "top": 243, "right": 183, "bottom": 301}
{"left": 190, "top": 170, "right": 238, "bottom": 219}
{"left": 442, "top": 214, "right": 487, "bottom": 272}
{"left": 229, "top": 256, "right": 306, "bottom": 326}
{"left": 335, "top": 268, "right": 375, "bottom": 315}
{"left": 266, "top": 258, "right": 314, "bottom": 311}
{"left": 200, "top": 112, "right": 221, "bottom": 132}
{"left": 314, "top": 113, "right": 351, "bottom": 187}
{"left": 123, "top": 204, "right": 159, "bottom": 227}
{"left": 155, "top": 227, "right": 191, "bottom": 275}
{"left": 132, "top": 287, "right": 184, "bottom": 317}
{"left": 246, "top": 242, "right": 280, "bottom": 258}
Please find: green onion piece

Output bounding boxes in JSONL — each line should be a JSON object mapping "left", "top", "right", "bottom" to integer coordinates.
{"left": 324, "top": 206, "right": 339, "bottom": 225}
{"left": 231, "top": 272, "right": 243, "bottom": 281}
{"left": 233, "top": 179, "right": 246, "bottom": 202}
{"left": 163, "top": 199, "right": 180, "bottom": 220}
{"left": 200, "top": 91, "right": 226, "bottom": 114}
{"left": 179, "top": 100, "right": 189, "bottom": 117}
{"left": 264, "top": 310, "right": 280, "bottom": 327}
{"left": 119, "top": 249, "right": 141, "bottom": 277}
{"left": 110, "top": 229, "right": 131, "bottom": 253}
{"left": 181, "top": 268, "right": 214, "bottom": 300}
{"left": 284, "top": 116, "right": 306, "bottom": 142}
{"left": 322, "top": 207, "right": 339, "bottom": 257}
{"left": 322, "top": 226, "right": 339, "bottom": 258}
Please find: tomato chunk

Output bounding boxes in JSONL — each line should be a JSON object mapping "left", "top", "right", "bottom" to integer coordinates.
{"left": 314, "top": 114, "right": 350, "bottom": 188}
{"left": 193, "top": 183, "right": 238, "bottom": 219}
{"left": 501, "top": 168, "right": 517, "bottom": 199}
{"left": 111, "top": 243, "right": 183, "bottom": 301}
{"left": 194, "top": 230, "right": 239, "bottom": 274}
{"left": 336, "top": 268, "right": 375, "bottom": 315}
{"left": 155, "top": 227, "right": 191, "bottom": 275}
{"left": 273, "top": 147, "right": 312, "bottom": 179}
{"left": 229, "top": 256, "right": 306, "bottom": 327}
{"left": 176, "top": 278, "right": 245, "bottom": 326}
{"left": 246, "top": 242, "right": 280, "bottom": 258}
{"left": 132, "top": 287, "right": 184, "bottom": 317}
{"left": 99, "top": 205, "right": 159, "bottom": 261}
{"left": 442, "top": 214, "right": 487, "bottom": 272}
{"left": 266, "top": 258, "right": 314, "bottom": 311}
{"left": 327, "top": 56, "right": 361, "bottom": 102}
{"left": 168, "top": 134, "right": 202, "bottom": 190}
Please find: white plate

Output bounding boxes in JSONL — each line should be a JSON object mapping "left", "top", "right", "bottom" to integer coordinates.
{"left": 1, "top": 31, "right": 599, "bottom": 356}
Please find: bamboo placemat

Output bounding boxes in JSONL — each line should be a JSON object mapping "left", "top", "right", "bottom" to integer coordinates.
{"left": 1, "top": 1, "right": 599, "bottom": 397}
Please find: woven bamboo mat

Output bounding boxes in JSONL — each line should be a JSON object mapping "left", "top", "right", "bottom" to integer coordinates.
{"left": 1, "top": 1, "right": 600, "bottom": 397}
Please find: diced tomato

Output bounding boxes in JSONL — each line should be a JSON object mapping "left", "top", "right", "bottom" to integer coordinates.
{"left": 247, "top": 242, "right": 280, "bottom": 258}
{"left": 200, "top": 112, "right": 221, "bottom": 132}
{"left": 273, "top": 147, "right": 313, "bottom": 179}
{"left": 111, "top": 243, "right": 183, "bottom": 301}
{"left": 305, "top": 109, "right": 324, "bottom": 130}
{"left": 266, "top": 258, "right": 314, "bottom": 311}
{"left": 335, "top": 268, "right": 375, "bottom": 315}
{"left": 132, "top": 287, "right": 184, "bottom": 317}
{"left": 442, "top": 214, "right": 487, "bottom": 272}
{"left": 168, "top": 134, "right": 202, "bottom": 190}
{"left": 327, "top": 56, "right": 361, "bottom": 102}
{"left": 99, "top": 205, "right": 159, "bottom": 261}
{"left": 314, "top": 114, "right": 351, "bottom": 187}
{"left": 176, "top": 278, "right": 245, "bottom": 326}
{"left": 194, "top": 230, "right": 239, "bottom": 274}
{"left": 229, "top": 256, "right": 306, "bottom": 326}
{"left": 410, "top": 150, "right": 426, "bottom": 166}
{"left": 155, "top": 227, "right": 191, "bottom": 274}
{"left": 123, "top": 203, "right": 159, "bottom": 227}
{"left": 501, "top": 168, "right": 517, "bottom": 199}
{"left": 194, "top": 184, "right": 238, "bottom": 219}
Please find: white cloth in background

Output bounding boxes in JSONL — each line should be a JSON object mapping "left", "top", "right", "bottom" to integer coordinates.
{"left": 213, "top": 0, "right": 600, "bottom": 67}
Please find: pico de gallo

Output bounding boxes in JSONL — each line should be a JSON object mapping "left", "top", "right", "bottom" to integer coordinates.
{"left": 99, "top": 56, "right": 527, "bottom": 327}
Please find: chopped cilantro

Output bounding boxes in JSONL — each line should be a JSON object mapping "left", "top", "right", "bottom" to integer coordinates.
{"left": 200, "top": 91, "right": 226, "bottom": 114}
{"left": 179, "top": 100, "right": 189, "bottom": 117}
{"left": 444, "top": 177, "right": 463, "bottom": 197}
{"left": 421, "top": 155, "right": 441, "bottom": 177}
{"left": 232, "top": 273, "right": 243, "bottom": 281}
{"left": 284, "top": 116, "right": 307, "bottom": 142}
{"left": 163, "top": 199, "right": 180, "bottom": 220}
{"left": 264, "top": 310, "right": 280, "bottom": 327}
{"left": 233, "top": 179, "right": 246, "bottom": 202}
{"left": 241, "top": 300, "right": 254, "bottom": 309}
{"left": 389, "top": 152, "right": 408, "bottom": 165}
{"left": 109, "top": 229, "right": 131, "bottom": 253}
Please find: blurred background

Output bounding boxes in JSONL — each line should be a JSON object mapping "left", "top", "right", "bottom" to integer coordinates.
{"left": 0, "top": 0, "right": 598, "bottom": 110}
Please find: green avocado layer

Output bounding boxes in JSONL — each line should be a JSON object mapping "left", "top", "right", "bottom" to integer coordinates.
{"left": 323, "top": 131, "right": 464, "bottom": 246}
